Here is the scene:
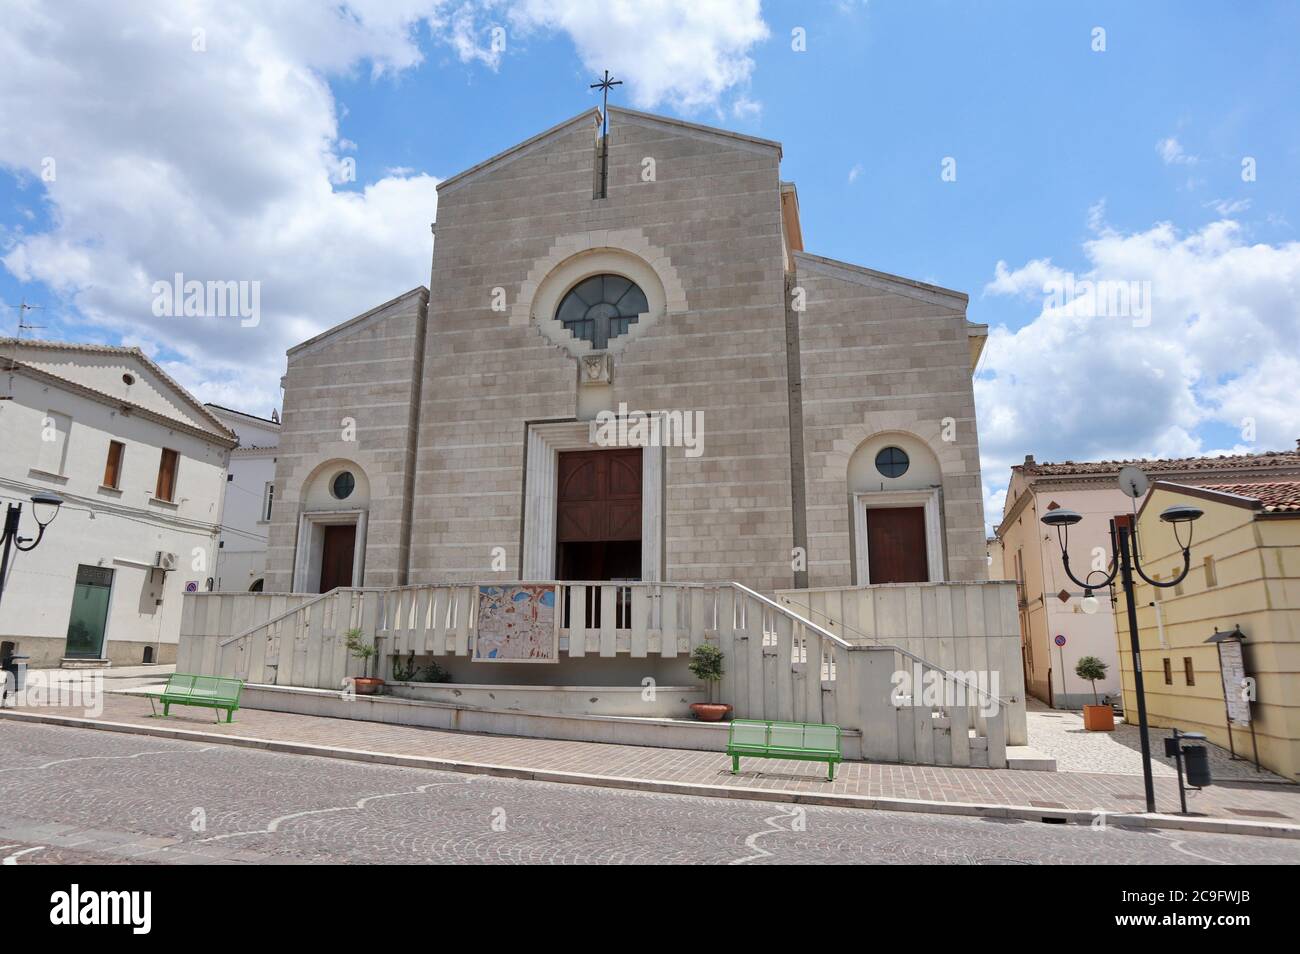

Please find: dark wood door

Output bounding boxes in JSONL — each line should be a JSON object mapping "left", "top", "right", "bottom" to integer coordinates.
{"left": 557, "top": 449, "right": 642, "bottom": 543}
{"left": 319, "top": 524, "right": 356, "bottom": 592}
{"left": 866, "top": 507, "right": 928, "bottom": 583}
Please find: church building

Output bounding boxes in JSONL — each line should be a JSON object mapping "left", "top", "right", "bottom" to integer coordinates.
{"left": 263, "top": 107, "right": 989, "bottom": 598}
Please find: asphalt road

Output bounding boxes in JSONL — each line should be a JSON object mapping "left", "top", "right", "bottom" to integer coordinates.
{"left": 2, "top": 720, "right": 1298, "bottom": 865}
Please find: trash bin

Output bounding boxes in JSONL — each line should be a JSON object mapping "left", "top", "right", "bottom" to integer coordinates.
{"left": 1183, "top": 744, "right": 1212, "bottom": 787}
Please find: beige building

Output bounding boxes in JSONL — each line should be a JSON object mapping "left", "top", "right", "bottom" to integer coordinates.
{"left": 1117, "top": 481, "right": 1300, "bottom": 781}
{"left": 994, "top": 448, "right": 1300, "bottom": 708}
{"left": 264, "top": 108, "right": 991, "bottom": 596}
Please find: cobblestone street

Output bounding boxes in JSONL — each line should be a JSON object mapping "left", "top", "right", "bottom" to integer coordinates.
{"left": 2, "top": 721, "right": 1299, "bottom": 865}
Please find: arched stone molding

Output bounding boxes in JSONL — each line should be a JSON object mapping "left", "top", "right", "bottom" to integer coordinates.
{"left": 512, "top": 228, "right": 689, "bottom": 358}
{"left": 818, "top": 410, "right": 968, "bottom": 485}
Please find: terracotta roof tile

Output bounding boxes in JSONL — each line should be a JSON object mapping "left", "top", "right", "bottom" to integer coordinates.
{"left": 1202, "top": 481, "right": 1300, "bottom": 514}
{"left": 1019, "top": 449, "right": 1300, "bottom": 479}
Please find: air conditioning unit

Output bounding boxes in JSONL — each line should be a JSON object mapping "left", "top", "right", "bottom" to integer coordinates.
{"left": 153, "top": 551, "right": 178, "bottom": 571}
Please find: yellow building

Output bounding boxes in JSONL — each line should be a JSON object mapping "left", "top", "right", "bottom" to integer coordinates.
{"left": 1117, "top": 480, "right": 1300, "bottom": 781}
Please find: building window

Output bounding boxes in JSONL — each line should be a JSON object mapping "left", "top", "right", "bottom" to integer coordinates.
{"left": 1204, "top": 556, "right": 1218, "bottom": 588}
{"left": 155, "top": 448, "right": 179, "bottom": 502}
{"left": 37, "top": 410, "right": 72, "bottom": 475}
{"left": 262, "top": 481, "right": 275, "bottom": 521}
{"left": 874, "top": 446, "right": 910, "bottom": 478}
{"left": 103, "top": 440, "right": 125, "bottom": 489}
{"left": 331, "top": 471, "right": 355, "bottom": 500}
{"left": 1163, "top": 658, "right": 1173, "bottom": 685}
{"left": 555, "top": 274, "right": 648, "bottom": 349}
{"left": 1183, "top": 657, "right": 1195, "bottom": 685}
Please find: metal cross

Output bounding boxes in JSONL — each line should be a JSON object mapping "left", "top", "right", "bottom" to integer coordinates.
{"left": 590, "top": 70, "right": 622, "bottom": 199}
{"left": 590, "top": 69, "right": 622, "bottom": 137}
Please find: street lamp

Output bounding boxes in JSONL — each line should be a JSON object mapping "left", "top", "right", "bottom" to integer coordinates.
{"left": 0, "top": 492, "right": 64, "bottom": 608}
{"left": 1041, "top": 475, "right": 1202, "bottom": 814}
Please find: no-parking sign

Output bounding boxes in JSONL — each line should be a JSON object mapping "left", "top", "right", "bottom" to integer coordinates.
{"left": 1054, "top": 634, "right": 1067, "bottom": 647}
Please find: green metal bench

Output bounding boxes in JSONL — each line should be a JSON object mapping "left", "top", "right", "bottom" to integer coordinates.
{"left": 727, "top": 719, "right": 843, "bottom": 780}
{"left": 149, "top": 673, "right": 244, "bottom": 723}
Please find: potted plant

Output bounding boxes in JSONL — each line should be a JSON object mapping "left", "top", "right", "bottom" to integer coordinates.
{"left": 1075, "top": 655, "right": 1114, "bottom": 730}
{"left": 345, "top": 628, "right": 384, "bottom": 695}
{"left": 687, "top": 644, "right": 731, "bottom": 721}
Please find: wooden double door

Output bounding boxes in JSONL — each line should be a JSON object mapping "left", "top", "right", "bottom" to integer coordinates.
{"left": 556, "top": 448, "right": 642, "bottom": 581}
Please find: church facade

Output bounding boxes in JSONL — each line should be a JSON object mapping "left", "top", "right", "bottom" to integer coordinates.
{"left": 263, "top": 107, "right": 989, "bottom": 598}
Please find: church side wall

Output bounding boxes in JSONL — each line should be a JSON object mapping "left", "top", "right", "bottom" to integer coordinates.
{"left": 264, "top": 294, "right": 428, "bottom": 592}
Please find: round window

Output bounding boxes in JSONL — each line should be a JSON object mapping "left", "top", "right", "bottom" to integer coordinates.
{"left": 874, "top": 446, "right": 910, "bottom": 479}
{"left": 331, "top": 471, "right": 356, "bottom": 500}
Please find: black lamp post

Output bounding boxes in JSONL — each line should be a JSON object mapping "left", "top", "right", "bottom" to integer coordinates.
{"left": 0, "top": 492, "right": 64, "bottom": 608}
{"left": 1041, "top": 495, "right": 1202, "bottom": 814}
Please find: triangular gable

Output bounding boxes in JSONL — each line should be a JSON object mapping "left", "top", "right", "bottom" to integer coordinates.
{"left": 2, "top": 339, "right": 235, "bottom": 442}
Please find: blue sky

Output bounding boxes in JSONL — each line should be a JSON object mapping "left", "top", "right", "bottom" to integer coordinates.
{"left": 3, "top": 1, "right": 1298, "bottom": 526}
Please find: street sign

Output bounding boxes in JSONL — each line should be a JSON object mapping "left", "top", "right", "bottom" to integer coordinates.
{"left": 1054, "top": 634, "right": 1067, "bottom": 647}
{"left": 184, "top": 580, "right": 199, "bottom": 593}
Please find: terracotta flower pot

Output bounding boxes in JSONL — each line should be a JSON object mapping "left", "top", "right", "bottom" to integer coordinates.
{"left": 690, "top": 703, "right": 733, "bottom": 722}
{"left": 1082, "top": 703, "right": 1114, "bottom": 731}
{"left": 352, "top": 677, "right": 384, "bottom": 696}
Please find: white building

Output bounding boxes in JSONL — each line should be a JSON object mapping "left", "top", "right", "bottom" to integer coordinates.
{"left": 0, "top": 339, "right": 235, "bottom": 667}
{"left": 205, "top": 404, "right": 280, "bottom": 593}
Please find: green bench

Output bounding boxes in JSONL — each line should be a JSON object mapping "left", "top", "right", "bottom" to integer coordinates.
{"left": 727, "top": 719, "right": 843, "bottom": 780}
{"left": 149, "top": 673, "right": 244, "bottom": 723}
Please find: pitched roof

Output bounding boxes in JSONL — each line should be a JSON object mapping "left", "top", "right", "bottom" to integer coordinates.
{"left": 1202, "top": 481, "right": 1300, "bottom": 514}
{"left": 1, "top": 337, "right": 236, "bottom": 443}
{"left": 1017, "top": 448, "right": 1300, "bottom": 481}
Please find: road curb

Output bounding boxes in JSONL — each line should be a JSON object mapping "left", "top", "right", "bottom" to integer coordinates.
{"left": 4, "top": 708, "right": 1298, "bottom": 841}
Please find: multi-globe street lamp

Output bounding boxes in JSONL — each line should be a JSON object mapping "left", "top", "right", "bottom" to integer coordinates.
{"left": 0, "top": 492, "right": 64, "bottom": 608}
{"left": 1040, "top": 468, "right": 1202, "bottom": 814}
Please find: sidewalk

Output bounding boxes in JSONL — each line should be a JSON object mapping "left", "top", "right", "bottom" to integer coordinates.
{"left": 4, "top": 692, "right": 1298, "bottom": 838}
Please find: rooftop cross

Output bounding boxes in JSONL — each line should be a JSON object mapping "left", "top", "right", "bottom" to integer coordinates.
{"left": 590, "top": 70, "right": 622, "bottom": 198}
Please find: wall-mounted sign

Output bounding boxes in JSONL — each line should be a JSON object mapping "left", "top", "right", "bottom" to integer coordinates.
{"left": 184, "top": 581, "right": 199, "bottom": 593}
{"left": 1207, "top": 628, "right": 1251, "bottom": 726}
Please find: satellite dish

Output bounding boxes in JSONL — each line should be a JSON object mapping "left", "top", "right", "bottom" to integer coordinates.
{"left": 1118, "top": 466, "right": 1149, "bottom": 499}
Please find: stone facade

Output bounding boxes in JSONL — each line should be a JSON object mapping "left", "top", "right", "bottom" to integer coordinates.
{"left": 266, "top": 108, "right": 988, "bottom": 596}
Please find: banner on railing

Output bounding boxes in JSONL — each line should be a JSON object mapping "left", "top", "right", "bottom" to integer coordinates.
{"left": 473, "top": 584, "right": 560, "bottom": 663}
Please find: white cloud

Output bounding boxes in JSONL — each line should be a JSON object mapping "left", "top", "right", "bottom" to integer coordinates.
{"left": 978, "top": 217, "right": 1300, "bottom": 528}
{"left": 1156, "top": 136, "right": 1198, "bottom": 165}
{"left": 508, "top": 0, "right": 769, "bottom": 113}
{"left": 0, "top": 0, "right": 451, "bottom": 415}
{"left": 848, "top": 163, "right": 863, "bottom": 184}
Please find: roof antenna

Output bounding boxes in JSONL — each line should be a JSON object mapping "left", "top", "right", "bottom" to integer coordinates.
{"left": 4, "top": 299, "right": 44, "bottom": 339}
{"left": 590, "top": 70, "right": 622, "bottom": 199}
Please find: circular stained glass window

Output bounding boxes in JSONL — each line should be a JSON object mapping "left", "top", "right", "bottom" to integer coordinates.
{"left": 331, "top": 471, "right": 356, "bottom": 499}
{"left": 555, "top": 274, "right": 649, "bottom": 350}
{"left": 875, "top": 446, "right": 910, "bottom": 479}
